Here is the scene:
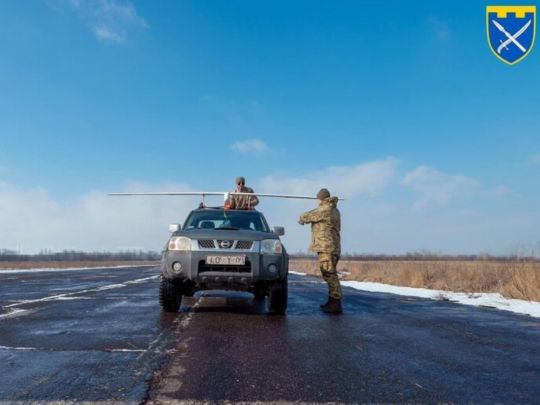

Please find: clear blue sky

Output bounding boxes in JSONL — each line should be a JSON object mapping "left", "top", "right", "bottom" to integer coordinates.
{"left": 0, "top": 1, "right": 538, "bottom": 254}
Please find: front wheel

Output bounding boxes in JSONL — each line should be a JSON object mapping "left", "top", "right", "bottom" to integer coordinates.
{"left": 268, "top": 277, "right": 288, "bottom": 315}
{"left": 159, "top": 277, "right": 182, "bottom": 312}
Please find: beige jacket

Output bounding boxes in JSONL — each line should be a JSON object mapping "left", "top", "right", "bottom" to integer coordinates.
{"left": 228, "top": 186, "right": 259, "bottom": 209}
{"left": 299, "top": 197, "right": 341, "bottom": 255}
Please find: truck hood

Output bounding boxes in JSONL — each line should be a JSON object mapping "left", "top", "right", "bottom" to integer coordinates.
{"left": 174, "top": 229, "right": 279, "bottom": 241}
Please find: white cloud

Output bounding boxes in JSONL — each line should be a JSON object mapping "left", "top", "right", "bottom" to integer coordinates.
{"left": 93, "top": 25, "right": 124, "bottom": 43}
{"left": 1, "top": 160, "right": 538, "bottom": 256}
{"left": 494, "top": 185, "right": 512, "bottom": 196}
{"left": 230, "top": 139, "right": 270, "bottom": 154}
{"left": 402, "top": 166, "right": 478, "bottom": 208}
{"left": 529, "top": 153, "right": 540, "bottom": 164}
{"left": 0, "top": 159, "right": 393, "bottom": 254}
{"left": 66, "top": 0, "right": 147, "bottom": 44}
{"left": 427, "top": 16, "right": 451, "bottom": 41}
{"left": 259, "top": 157, "right": 398, "bottom": 199}
{"left": 0, "top": 181, "right": 194, "bottom": 253}
{"left": 257, "top": 158, "right": 398, "bottom": 254}
{"left": 257, "top": 161, "right": 540, "bottom": 256}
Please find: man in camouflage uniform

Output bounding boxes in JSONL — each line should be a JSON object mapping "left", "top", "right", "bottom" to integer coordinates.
{"left": 226, "top": 176, "right": 259, "bottom": 210}
{"left": 299, "top": 188, "right": 342, "bottom": 314}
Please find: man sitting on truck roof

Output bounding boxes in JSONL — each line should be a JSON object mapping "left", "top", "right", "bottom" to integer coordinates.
{"left": 225, "top": 176, "right": 259, "bottom": 210}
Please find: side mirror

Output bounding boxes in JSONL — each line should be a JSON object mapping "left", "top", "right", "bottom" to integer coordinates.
{"left": 168, "top": 224, "right": 181, "bottom": 233}
{"left": 273, "top": 226, "right": 285, "bottom": 236}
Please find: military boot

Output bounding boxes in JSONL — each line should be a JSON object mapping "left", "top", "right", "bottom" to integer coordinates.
{"left": 321, "top": 297, "right": 342, "bottom": 314}
{"left": 320, "top": 297, "right": 330, "bottom": 309}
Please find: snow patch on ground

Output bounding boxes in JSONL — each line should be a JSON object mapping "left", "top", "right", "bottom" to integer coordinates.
{"left": 0, "top": 308, "right": 29, "bottom": 320}
{"left": 0, "top": 264, "right": 157, "bottom": 274}
{"left": 341, "top": 281, "right": 540, "bottom": 318}
{"left": 289, "top": 271, "right": 308, "bottom": 276}
{"left": 0, "top": 345, "right": 37, "bottom": 351}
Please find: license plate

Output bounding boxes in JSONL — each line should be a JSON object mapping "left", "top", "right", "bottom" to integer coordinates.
{"left": 206, "top": 255, "right": 246, "bottom": 265}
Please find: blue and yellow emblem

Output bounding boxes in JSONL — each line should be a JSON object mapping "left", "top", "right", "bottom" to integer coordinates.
{"left": 487, "top": 6, "right": 536, "bottom": 65}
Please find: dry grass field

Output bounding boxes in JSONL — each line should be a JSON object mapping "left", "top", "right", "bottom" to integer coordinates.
{"left": 0, "top": 260, "right": 159, "bottom": 270}
{"left": 291, "top": 259, "right": 540, "bottom": 302}
{"left": 3, "top": 258, "right": 539, "bottom": 302}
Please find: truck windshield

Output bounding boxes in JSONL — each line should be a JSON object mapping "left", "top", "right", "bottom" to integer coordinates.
{"left": 184, "top": 210, "right": 270, "bottom": 232}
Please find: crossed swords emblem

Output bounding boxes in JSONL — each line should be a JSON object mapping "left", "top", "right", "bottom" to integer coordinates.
{"left": 492, "top": 19, "right": 532, "bottom": 54}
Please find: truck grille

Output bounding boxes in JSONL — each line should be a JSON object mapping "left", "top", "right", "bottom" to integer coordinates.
{"left": 235, "top": 241, "right": 253, "bottom": 250}
{"left": 198, "top": 260, "right": 251, "bottom": 273}
{"left": 198, "top": 240, "right": 216, "bottom": 249}
{"left": 197, "top": 240, "right": 254, "bottom": 250}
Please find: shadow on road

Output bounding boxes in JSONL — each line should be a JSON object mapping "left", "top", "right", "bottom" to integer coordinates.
{"left": 179, "top": 292, "right": 270, "bottom": 315}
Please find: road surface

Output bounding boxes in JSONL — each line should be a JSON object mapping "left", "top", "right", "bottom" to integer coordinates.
{"left": 0, "top": 266, "right": 538, "bottom": 404}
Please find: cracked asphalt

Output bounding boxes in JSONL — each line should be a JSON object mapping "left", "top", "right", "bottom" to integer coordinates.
{"left": 0, "top": 266, "right": 539, "bottom": 404}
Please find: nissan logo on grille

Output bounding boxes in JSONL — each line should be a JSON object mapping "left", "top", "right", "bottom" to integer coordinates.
{"left": 219, "top": 240, "right": 232, "bottom": 249}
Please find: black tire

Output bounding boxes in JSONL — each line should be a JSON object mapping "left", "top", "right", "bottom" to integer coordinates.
{"left": 159, "top": 277, "right": 181, "bottom": 312}
{"left": 268, "top": 277, "right": 288, "bottom": 315}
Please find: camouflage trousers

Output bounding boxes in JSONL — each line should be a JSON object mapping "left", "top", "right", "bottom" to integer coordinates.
{"left": 318, "top": 252, "right": 342, "bottom": 300}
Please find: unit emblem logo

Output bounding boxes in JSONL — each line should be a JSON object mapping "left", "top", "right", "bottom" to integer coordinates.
{"left": 487, "top": 6, "right": 536, "bottom": 65}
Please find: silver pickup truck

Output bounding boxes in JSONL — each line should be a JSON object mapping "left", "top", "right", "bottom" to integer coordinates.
{"left": 160, "top": 206, "right": 289, "bottom": 314}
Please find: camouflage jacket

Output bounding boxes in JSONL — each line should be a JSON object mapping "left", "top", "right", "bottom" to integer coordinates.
{"left": 228, "top": 186, "right": 259, "bottom": 210}
{"left": 299, "top": 197, "right": 341, "bottom": 255}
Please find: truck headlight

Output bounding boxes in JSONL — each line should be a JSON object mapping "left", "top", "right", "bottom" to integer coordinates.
{"left": 168, "top": 236, "right": 192, "bottom": 251}
{"left": 260, "top": 239, "right": 282, "bottom": 254}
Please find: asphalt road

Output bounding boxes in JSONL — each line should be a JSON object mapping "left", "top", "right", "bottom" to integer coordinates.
{"left": 0, "top": 266, "right": 539, "bottom": 404}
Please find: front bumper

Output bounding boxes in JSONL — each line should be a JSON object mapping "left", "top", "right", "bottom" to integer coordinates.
{"left": 161, "top": 240, "right": 287, "bottom": 287}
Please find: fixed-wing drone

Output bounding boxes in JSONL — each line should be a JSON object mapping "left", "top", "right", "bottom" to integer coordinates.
{"left": 108, "top": 191, "right": 344, "bottom": 205}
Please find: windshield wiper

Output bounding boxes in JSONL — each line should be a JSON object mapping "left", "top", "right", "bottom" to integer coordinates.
{"left": 216, "top": 227, "right": 240, "bottom": 230}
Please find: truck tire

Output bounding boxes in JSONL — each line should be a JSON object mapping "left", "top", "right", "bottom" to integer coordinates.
{"left": 268, "top": 276, "right": 288, "bottom": 315}
{"left": 159, "top": 277, "right": 181, "bottom": 312}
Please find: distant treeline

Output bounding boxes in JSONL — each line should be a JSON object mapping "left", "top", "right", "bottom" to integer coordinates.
{"left": 290, "top": 252, "right": 540, "bottom": 262}
{"left": 1, "top": 249, "right": 538, "bottom": 263}
{"left": 0, "top": 249, "right": 161, "bottom": 262}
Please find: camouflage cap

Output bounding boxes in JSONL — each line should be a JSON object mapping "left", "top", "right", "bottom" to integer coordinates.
{"left": 316, "top": 188, "right": 331, "bottom": 200}
{"left": 235, "top": 176, "right": 246, "bottom": 185}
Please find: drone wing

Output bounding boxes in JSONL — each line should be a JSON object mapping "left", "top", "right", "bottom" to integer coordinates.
{"left": 108, "top": 192, "right": 226, "bottom": 197}
{"left": 109, "top": 191, "right": 344, "bottom": 201}
{"left": 229, "top": 192, "right": 344, "bottom": 201}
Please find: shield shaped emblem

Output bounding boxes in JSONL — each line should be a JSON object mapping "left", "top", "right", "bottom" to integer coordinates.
{"left": 487, "top": 6, "right": 536, "bottom": 65}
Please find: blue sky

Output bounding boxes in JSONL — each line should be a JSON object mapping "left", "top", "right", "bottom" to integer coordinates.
{"left": 0, "top": 0, "right": 539, "bottom": 254}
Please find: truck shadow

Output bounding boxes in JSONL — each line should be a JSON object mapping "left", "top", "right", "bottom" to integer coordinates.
{"left": 179, "top": 291, "right": 271, "bottom": 315}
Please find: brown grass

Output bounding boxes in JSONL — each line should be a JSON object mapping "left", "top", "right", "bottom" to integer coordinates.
{"left": 0, "top": 260, "right": 159, "bottom": 270}
{"left": 291, "top": 259, "right": 540, "bottom": 302}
